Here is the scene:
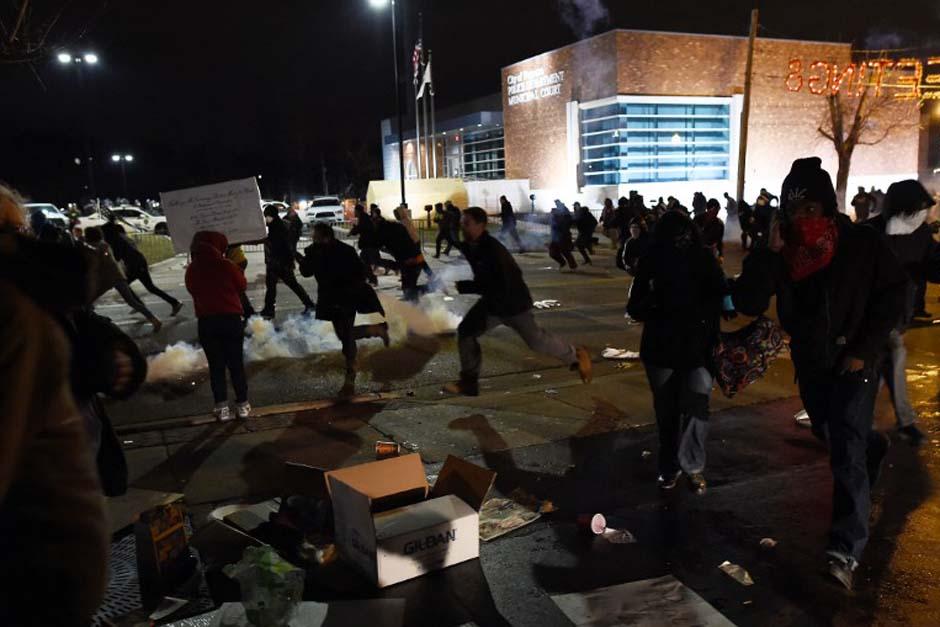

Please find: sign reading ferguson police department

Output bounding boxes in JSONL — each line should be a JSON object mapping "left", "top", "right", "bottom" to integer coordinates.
{"left": 507, "top": 68, "right": 566, "bottom": 106}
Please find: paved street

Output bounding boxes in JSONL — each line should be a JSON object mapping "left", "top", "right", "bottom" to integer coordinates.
{"left": 104, "top": 237, "right": 940, "bottom": 626}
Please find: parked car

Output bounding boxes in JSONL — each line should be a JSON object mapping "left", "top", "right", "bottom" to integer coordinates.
{"left": 307, "top": 196, "right": 345, "bottom": 226}
{"left": 79, "top": 205, "right": 170, "bottom": 235}
{"left": 24, "top": 203, "right": 70, "bottom": 230}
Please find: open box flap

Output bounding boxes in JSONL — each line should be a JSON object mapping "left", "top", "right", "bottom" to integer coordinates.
{"left": 430, "top": 455, "right": 496, "bottom": 511}
{"left": 325, "top": 454, "right": 428, "bottom": 502}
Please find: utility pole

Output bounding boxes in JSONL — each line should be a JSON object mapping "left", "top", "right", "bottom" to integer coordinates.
{"left": 321, "top": 154, "right": 329, "bottom": 195}
{"left": 736, "top": 8, "right": 759, "bottom": 204}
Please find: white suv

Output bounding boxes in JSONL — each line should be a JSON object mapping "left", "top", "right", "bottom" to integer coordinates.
{"left": 307, "top": 196, "right": 344, "bottom": 226}
{"left": 80, "top": 205, "right": 170, "bottom": 235}
{"left": 24, "top": 203, "right": 70, "bottom": 230}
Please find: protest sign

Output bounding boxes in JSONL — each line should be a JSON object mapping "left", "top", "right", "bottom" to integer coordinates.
{"left": 160, "top": 178, "right": 266, "bottom": 253}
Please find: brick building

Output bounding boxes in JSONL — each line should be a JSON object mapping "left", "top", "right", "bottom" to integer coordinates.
{"left": 500, "top": 29, "right": 921, "bottom": 209}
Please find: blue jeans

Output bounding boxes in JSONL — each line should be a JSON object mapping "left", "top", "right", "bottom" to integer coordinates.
{"left": 645, "top": 365, "right": 713, "bottom": 476}
{"left": 798, "top": 369, "right": 879, "bottom": 561}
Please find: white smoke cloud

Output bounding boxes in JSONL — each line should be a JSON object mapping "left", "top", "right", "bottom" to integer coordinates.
{"left": 145, "top": 295, "right": 463, "bottom": 384}
{"left": 864, "top": 30, "right": 904, "bottom": 50}
{"left": 558, "top": 0, "right": 609, "bottom": 40}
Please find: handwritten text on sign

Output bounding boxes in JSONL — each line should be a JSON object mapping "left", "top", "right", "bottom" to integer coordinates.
{"left": 160, "top": 178, "right": 266, "bottom": 254}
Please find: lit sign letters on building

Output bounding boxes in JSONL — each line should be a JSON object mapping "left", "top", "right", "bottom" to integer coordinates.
{"left": 786, "top": 57, "right": 940, "bottom": 100}
{"left": 506, "top": 68, "right": 566, "bottom": 106}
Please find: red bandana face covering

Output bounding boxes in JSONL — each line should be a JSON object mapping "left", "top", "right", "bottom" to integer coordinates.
{"left": 782, "top": 217, "right": 838, "bottom": 281}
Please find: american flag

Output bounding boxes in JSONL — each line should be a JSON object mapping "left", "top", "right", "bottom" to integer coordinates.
{"left": 412, "top": 39, "right": 423, "bottom": 86}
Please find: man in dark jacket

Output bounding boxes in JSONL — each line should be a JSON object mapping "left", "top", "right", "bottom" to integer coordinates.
{"left": 376, "top": 215, "right": 427, "bottom": 301}
{"left": 298, "top": 224, "right": 389, "bottom": 394}
{"left": 285, "top": 202, "right": 304, "bottom": 251}
{"left": 573, "top": 202, "right": 598, "bottom": 265}
{"left": 260, "top": 204, "right": 315, "bottom": 319}
{"left": 865, "top": 180, "right": 939, "bottom": 446}
{"left": 549, "top": 200, "right": 578, "bottom": 270}
{"left": 433, "top": 202, "right": 455, "bottom": 258}
{"left": 733, "top": 157, "right": 907, "bottom": 590}
{"left": 442, "top": 207, "right": 592, "bottom": 396}
{"left": 499, "top": 195, "right": 524, "bottom": 251}
{"left": 101, "top": 212, "right": 183, "bottom": 318}
{"left": 350, "top": 204, "right": 380, "bottom": 285}
{"left": 693, "top": 198, "right": 725, "bottom": 260}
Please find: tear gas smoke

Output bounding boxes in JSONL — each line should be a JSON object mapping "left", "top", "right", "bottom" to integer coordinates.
{"left": 558, "top": 0, "right": 609, "bottom": 40}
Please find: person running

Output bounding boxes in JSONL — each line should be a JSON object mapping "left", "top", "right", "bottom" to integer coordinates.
{"left": 627, "top": 211, "right": 726, "bottom": 495}
{"left": 433, "top": 202, "right": 456, "bottom": 258}
{"left": 733, "top": 157, "right": 907, "bottom": 590}
{"left": 84, "top": 226, "right": 163, "bottom": 332}
{"left": 549, "top": 200, "right": 578, "bottom": 270}
{"left": 621, "top": 218, "right": 650, "bottom": 276}
{"left": 443, "top": 207, "right": 592, "bottom": 397}
{"left": 186, "top": 231, "right": 251, "bottom": 421}
{"left": 600, "top": 198, "right": 619, "bottom": 249}
{"left": 574, "top": 202, "right": 598, "bottom": 265}
{"left": 865, "top": 180, "right": 938, "bottom": 446}
{"left": 285, "top": 202, "right": 304, "bottom": 251}
{"left": 499, "top": 195, "right": 524, "bottom": 251}
{"left": 260, "top": 204, "right": 315, "bottom": 319}
{"left": 376, "top": 213, "right": 427, "bottom": 301}
{"left": 351, "top": 204, "right": 381, "bottom": 285}
{"left": 297, "top": 223, "right": 390, "bottom": 395}
{"left": 101, "top": 211, "right": 183, "bottom": 318}
{"left": 693, "top": 198, "right": 725, "bottom": 260}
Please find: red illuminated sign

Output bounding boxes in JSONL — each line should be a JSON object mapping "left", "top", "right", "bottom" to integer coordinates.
{"left": 786, "top": 57, "right": 940, "bottom": 100}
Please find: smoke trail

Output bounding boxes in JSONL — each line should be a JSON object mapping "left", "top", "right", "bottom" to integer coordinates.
{"left": 557, "top": 0, "right": 609, "bottom": 40}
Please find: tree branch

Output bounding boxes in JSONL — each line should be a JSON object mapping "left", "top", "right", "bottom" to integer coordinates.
{"left": 9, "top": 0, "right": 29, "bottom": 46}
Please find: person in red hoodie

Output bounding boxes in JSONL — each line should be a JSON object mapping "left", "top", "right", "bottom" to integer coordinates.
{"left": 185, "top": 231, "right": 250, "bottom": 421}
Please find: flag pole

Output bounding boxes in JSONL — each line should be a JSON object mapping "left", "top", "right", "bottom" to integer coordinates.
{"left": 429, "top": 51, "right": 437, "bottom": 178}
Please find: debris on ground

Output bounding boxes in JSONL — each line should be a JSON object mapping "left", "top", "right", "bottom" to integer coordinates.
{"left": 718, "top": 561, "right": 755, "bottom": 586}
{"left": 532, "top": 374, "right": 543, "bottom": 379}
{"left": 584, "top": 513, "right": 637, "bottom": 544}
{"left": 601, "top": 348, "right": 640, "bottom": 360}
{"left": 375, "top": 441, "right": 400, "bottom": 460}
{"left": 545, "top": 388, "right": 559, "bottom": 395}
{"left": 641, "top": 450, "right": 653, "bottom": 459}
{"left": 794, "top": 409, "right": 811, "bottom": 427}
{"left": 615, "top": 362, "right": 636, "bottom": 370}
{"left": 533, "top": 299, "right": 562, "bottom": 309}
{"left": 479, "top": 497, "right": 541, "bottom": 541}
{"left": 760, "top": 538, "right": 777, "bottom": 549}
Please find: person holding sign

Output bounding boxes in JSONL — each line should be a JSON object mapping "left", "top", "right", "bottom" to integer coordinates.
{"left": 260, "top": 204, "right": 315, "bottom": 319}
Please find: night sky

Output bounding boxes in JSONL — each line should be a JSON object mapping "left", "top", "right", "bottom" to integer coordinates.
{"left": 2, "top": 0, "right": 939, "bottom": 205}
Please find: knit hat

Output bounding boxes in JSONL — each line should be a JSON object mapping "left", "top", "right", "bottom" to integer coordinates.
{"left": 780, "top": 157, "right": 838, "bottom": 216}
{"left": 885, "top": 180, "right": 935, "bottom": 217}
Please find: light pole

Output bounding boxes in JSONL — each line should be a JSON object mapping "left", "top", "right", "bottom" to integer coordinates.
{"left": 57, "top": 51, "right": 100, "bottom": 206}
{"left": 370, "top": 0, "right": 407, "bottom": 207}
{"left": 111, "top": 154, "right": 134, "bottom": 198}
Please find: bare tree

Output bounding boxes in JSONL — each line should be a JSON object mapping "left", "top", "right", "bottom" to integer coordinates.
{"left": 817, "top": 83, "right": 917, "bottom": 211}
{"left": 0, "top": 0, "right": 107, "bottom": 66}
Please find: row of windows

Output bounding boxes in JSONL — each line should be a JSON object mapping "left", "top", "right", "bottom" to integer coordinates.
{"left": 463, "top": 128, "right": 506, "bottom": 181}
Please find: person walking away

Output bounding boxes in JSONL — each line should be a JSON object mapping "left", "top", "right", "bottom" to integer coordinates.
{"left": 351, "top": 204, "right": 381, "bottom": 284}
{"left": 297, "top": 224, "right": 390, "bottom": 396}
{"left": 260, "top": 204, "right": 315, "bottom": 319}
{"left": 84, "top": 226, "right": 163, "bottom": 331}
{"left": 865, "top": 180, "right": 937, "bottom": 445}
{"left": 622, "top": 218, "right": 650, "bottom": 276}
{"left": 574, "top": 202, "right": 598, "bottom": 265}
{"left": 723, "top": 192, "right": 738, "bottom": 224}
{"left": 101, "top": 212, "right": 183, "bottom": 317}
{"left": 733, "top": 157, "right": 907, "bottom": 590}
{"left": 694, "top": 198, "right": 726, "bottom": 261}
{"left": 285, "top": 202, "right": 304, "bottom": 251}
{"left": 499, "top": 195, "right": 525, "bottom": 251}
{"left": 186, "top": 231, "right": 251, "bottom": 421}
{"left": 226, "top": 243, "right": 256, "bottom": 319}
{"left": 434, "top": 202, "right": 455, "bottom": 258}
{"left": 600, "top": 198, "right": 619, "bottom": 249}
{"left": 738, "top": 199, "right": 755, "bottom": 250}
{"left": 395, "top": 204, "right": 434, "bottom": 280}
{"left": 445, "top": 200, "right": 462, "bottom": 245}
{"left": 376, "top": 215, "right": 427, "bottom": 301}
{"left": 851, "top": 187, "right": 875, "bottom": 223}
{"left": 442, "top": 207, "right": 592, "bottom": 396}
{"left": 627, "top": 211, "right": 725, "bottom": 494}
{"left": 549, "top": 200, "right": 578, "bottom": 270}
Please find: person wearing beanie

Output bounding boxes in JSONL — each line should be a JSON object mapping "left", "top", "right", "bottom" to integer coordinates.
{"left": 864, "top": 179, "right": 939, "bottom": 446}
{"left": 733, "top": 157, "right": 908, "bottom": 591}
{"left": 260, "top": 204, "right": 315, "bottom": 319}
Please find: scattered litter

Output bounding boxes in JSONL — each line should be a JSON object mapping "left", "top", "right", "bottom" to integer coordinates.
{"left": 479, "top": 498, "right": 541, "bottom": 541}
{"left": 533, "top": 299, "right": 562, "bottom": 309}
{"left": 375, "top": 441, "right": 401, "bottom": 460}
{"left": 123, "top": 440, "right": 135, "bottom": 445}
{"left": 401, "top": 441, "right": 420, "bottom": 451}
{"left": 794, "top": 409, "right": 811, "bottom": 427}
{"left": 602, "top": 348, "right": 640, "bottom": 361}
{"left": 509, "top": 487, "right": 556, "bottom": 515}
{"left": 760, "top": 538, "right": 777, "bottom": 549}
{"left": 743, "top": 600, "right": 753, "bottom": 606}
{"left": 532, "top": 374, "right": 543, "bottom": 379}
{"left": 551, "top": 576, "right": 736, "bottom": 627}
{"left": 443, "top": 296, "right": 455, "bottom": 302}
{"left": 545, "top": 388, "right": 559, "bottom": 395}
{"left": 718, "top": 561, "right": 755, "bottom": 586}
{"left": 601, "top": 528, "right": 637, "bottom": 544}
{"left": 149, "top": 596, "right": 189, "bottom": 621}
{"left": 641, "top": 450, "right": 653, "bottom": 459}
{"left": 425, "top": 474, "right": 438, "bottom": 484}
{"left": 615, "top": 362, "right": 635, "bottom": 370}
{"left": 312, "top": 543, "right": 338, "bottom": 566}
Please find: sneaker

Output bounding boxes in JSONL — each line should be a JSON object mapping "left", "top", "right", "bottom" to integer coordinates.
{"left": 867, "top": 431, "right": 890, "bottom": 489}
{"left": 214, "top": 404, "right": 233, "bottom": 423}
{"left": 149, "top": 317, "right": 163, "bottom": 333}
{"left": 687, "top": 472, "right": 707, "bottom": 495}
{"left": 171, "top": 301, "right": 184, "bottom": 317}
{"left": 658, "top": 470, "right": 682, "bottom": 490}
{"left": 897, "top": 424, "right": 926, "bottom": 447}
{"left": 442, "top": 380, "right": 480, "bottom": 397}
{"left": 574, "top": 346, "right": 593, "bottom": 384}
{"left": 825, "top": 553, "right": 857, "bottom": 590}
{"left": 260, "top": 309, "right": 275, "bottom": 320}
{"left": 377, "top": 322, "right": 390, "bottom": 348}
{"left": 235, "top": 402, "right": 251, "bottom": 419}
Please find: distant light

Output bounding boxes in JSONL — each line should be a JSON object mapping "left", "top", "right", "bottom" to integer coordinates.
{"left": 369, "top": 0, "right": 389, "bottom": 7}
{"left": 111, "top": 154, "right": 121, "bottom": 162}
{"left": 83, "top": 53, "right": 99, "bottom": 65}
{"left": 671, "top": 133, "right": 681, "bottom": 145}
{"left": 477, "top": 123, "right": 483, "bottom": 127}
{"left": 57, "top": 52, "right": 72, "bottom": 64}
{"left": 124, "top": 154, "right": 134, "bottom": 162}
{"left": 74, "top": 157, "right": 81, "bottom": 165}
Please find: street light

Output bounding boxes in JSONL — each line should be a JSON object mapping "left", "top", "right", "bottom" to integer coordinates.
{"left": 57, "top": 50, "right": 101, "bottom": 204}
{"left": 370, "top": 0, "right": 407, "bottom": 207}
{"left": 83, "top": 53, "right": 99, "bottom": 65}
{"left": 111, "top": 154, "right": 133, "bottom": 198}
{"left": 57, "top": 52, "right": 72, "bottom": 64}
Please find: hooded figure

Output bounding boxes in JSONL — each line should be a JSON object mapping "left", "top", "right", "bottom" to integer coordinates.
{"left": 733, "top": 156, "right": 907, "bottom": 590}
{"left": 186, "top": 231, "right": 251, "bottom": 421}
{"left": 627, "top": 211, "right": 726, "bottom": 496}
{"left": 549, "top": 200, "right": 578, "bottom": 270}
{"left": 260, "top": 204, "right": 315, "bottom": 318}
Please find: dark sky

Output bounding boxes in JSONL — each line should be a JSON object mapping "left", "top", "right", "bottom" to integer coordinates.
{"left": 2, "top": 0, "right": 939, "bottom": 204}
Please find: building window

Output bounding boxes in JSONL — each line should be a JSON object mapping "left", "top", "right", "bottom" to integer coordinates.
{"left": 463, "top": 127, "right": 505, "bottom": 181}
{"left": 580, "top": 96, "right": 732, "bottom": 186}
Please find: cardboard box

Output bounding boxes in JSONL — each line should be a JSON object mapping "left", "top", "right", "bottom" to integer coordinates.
{"left": 326, "top": 454, "right": 495, "bottom": 588}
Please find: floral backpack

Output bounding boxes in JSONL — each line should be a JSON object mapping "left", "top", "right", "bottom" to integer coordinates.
{"left": 714, "top": 315, "right": 786, "bottom": 398}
